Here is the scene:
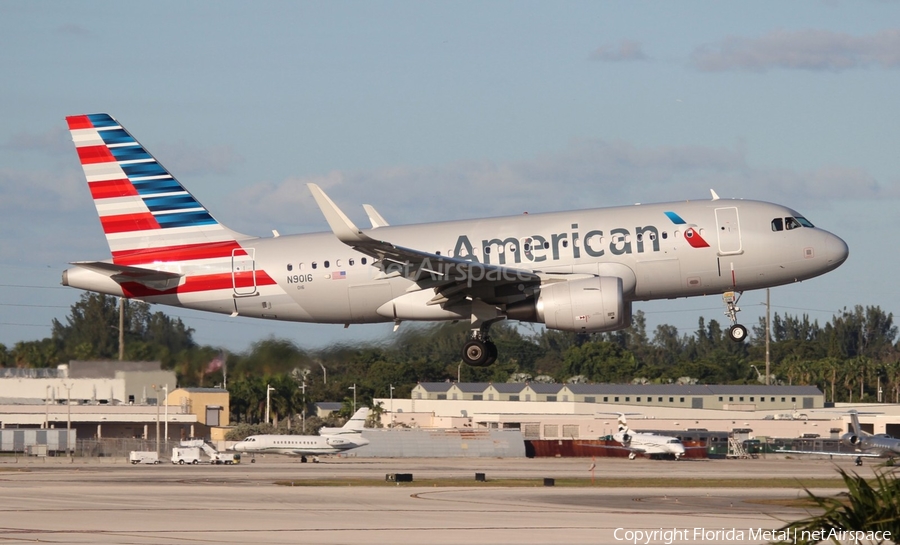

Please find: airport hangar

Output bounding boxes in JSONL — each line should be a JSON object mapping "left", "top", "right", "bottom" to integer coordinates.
{"left": 4, "top": 363, "right": 900, "bottom": 456}
{"left": 0, "top": 361, "right": 229, "bottom": 447}
{"left": 374, "top": 382, "right": 900, "bottom": 442}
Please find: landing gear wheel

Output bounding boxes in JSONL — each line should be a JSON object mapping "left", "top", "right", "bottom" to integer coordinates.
{"left": 728, "top": 324, "right": 748, "bottom": 342}
{"left": 463, "top": 339, "right": 491, "bottom": 367}
{"left": 484, "top": 341, "right": 498, "bottom": 366}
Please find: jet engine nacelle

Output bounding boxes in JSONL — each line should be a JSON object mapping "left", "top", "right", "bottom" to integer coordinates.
{"left": 841, "top": 433, "right": 861, "bottom": 447}
{"left": 509, "top": 276, "right": 629, "bottom": 332}
{"left": 326, "top": 436, "right": 350, "bottom": 447}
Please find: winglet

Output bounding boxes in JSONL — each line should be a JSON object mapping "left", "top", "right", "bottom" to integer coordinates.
{"left": 307, "top": 184, "right": 370, "bottom": 243}
{"left": 363, "top": 204, "right": 390, "bottom": 228}
{"left": 710, "top": 189, "right": 720, "bottom": 201}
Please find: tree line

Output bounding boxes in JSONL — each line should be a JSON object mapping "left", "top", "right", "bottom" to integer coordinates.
{"left": 2, "top": 293, "right": 899, "bottom": 427}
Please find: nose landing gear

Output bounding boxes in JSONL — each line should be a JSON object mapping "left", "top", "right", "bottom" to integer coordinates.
{"left": 723, "top": 291, "right": 748, "bottom": 342}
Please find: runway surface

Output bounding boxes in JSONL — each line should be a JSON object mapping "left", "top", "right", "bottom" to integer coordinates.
{"left": 0, "top": 456, "right": 883, "bottom": 544}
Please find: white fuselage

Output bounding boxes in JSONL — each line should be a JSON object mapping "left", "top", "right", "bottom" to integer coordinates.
{"left": 616, "top": 431, "right": 686, "bottom": 459}
{"left": 232, "top": 433, "right": 369, "bottom": 456}
{"left": 64, "top": 198, "right": 849, "bottom": 326}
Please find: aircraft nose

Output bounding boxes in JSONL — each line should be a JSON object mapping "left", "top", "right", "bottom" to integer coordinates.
{"left": 825, "top": 233, "right": 849, "bottom": 268}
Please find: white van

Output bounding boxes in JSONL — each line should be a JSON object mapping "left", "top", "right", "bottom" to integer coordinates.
{"left": 171, "top": 446, "right": 202, "bottom": 464}
{"left": 129, "top": 451, "right": 160, "bottom": 465}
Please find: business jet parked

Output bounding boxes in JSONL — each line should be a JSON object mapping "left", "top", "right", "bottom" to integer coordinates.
{"left": 595, "top": 414, "right": 689, "bottom": 460}
{"left": 62, "top": 114, "right": 849, "bottom": 366}
{"left": 232, "top": 408, "right": 369, "bottom": 461}
{"left": 778, "top": 411, "right": 900, "bottom": 463}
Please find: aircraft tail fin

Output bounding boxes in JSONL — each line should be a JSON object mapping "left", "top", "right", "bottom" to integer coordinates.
{"left": 617, "top": 413, "right": 630, "bottom": 434}
{"left": 66, "top": 114, "right": 250, "bottom": 265}
{"left": 849, "top": 410, "right": 866, "bottom": 437}
{"left": 319, "top": 408, "right": 369, "bottom": 436}
{"left": 342, "top": 407, "right": 369, "bottom": 431}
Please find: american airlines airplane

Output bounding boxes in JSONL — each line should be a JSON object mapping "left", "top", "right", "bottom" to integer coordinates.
{"left": 61, "top": 113, "right": 849, "bottom": 366}
{"left": 232, "top": 408, "right": 369, "bottom": 461}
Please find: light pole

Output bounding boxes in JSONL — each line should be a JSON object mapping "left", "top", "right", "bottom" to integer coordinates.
{"left": 389, "top": 384, "right": 395, "bottom": 427}
{"left": 299, "top": 382, "right": 306, "bottom": 434}
{"left": 317, "top": 361, "right": 327, "bottom": 384}
{"left": 152, "top": 385, "right": 161, "bottom": 457}
{"left": 265, "top": 384, "right": 276, "bottom": 425}
{"left": 64, "top": 383, "right": 73, "bottom": 459}
{"left": 348, "top": 384, "right": 356, "bottom": 414}
{"left": 44, "top": 385, "right": 50, "bottom": 429}
{"left": 163, "top": 384, "right": 169, "bottom": 449}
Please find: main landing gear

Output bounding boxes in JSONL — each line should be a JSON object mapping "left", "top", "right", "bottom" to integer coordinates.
{"left": 723, "top": 291, "right": 748, "bottom": 342}
{"left": 461, "top": 301, "right": 502, "bottom": 367}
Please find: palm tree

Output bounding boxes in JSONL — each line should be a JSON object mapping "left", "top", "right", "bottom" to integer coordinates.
{"left": 775, "top": 468, "right": 900, "bottom": 544}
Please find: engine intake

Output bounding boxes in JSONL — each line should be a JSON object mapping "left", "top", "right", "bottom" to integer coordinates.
{"left": 507, "top": 276, "right": 629, "bottom": 333}
{"left": 841, "top": 433, "right": 861, "bottom": 447}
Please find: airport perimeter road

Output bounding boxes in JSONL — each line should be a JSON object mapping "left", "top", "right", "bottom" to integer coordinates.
{"left": 0, "top": 457, "right": 873, "bottom": 545}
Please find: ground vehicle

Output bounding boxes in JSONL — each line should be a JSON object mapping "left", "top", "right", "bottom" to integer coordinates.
{"left": 129, "top": 451, "right": 160, "bottom": 464}
{"left": 171, "top": 446, "right": 202, "bottom": 465}
{"left": 211, "top": 453, "right": 240, "bottom": 465}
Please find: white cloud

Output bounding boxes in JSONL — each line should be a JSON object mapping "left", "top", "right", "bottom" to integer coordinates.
{"left": 691, "top": 28, "right": 900, "bottom": 72}
{"left": 591, "top": 39, "right": 648, "bottom": 62}
{"left": 219, "top": 139, "right": 898, "bottom": 235}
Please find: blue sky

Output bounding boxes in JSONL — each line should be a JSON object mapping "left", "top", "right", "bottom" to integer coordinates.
{"left": 2, "top": 1, "right": 898, "bottom": 353}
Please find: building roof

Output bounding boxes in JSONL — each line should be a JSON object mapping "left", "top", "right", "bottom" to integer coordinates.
{"left": 66, "top": 360, "right": 163, "bottom": 378}
{"left": 490, "top": 383, "right": 527, "bottom": 394}
{"left": 416, "top": 382, "right": 454, "bottom": 393}
{"left": 525, "top": 383, "right": 564, "bottom": 394}
{"left": 455, "top": 382, "right": 492, "bottom": 393}
{"left": 419, "top": 382, "right": 823, "bottom": 396}
{"left": 176, "top": 388, "right": 227, "bottom": 393}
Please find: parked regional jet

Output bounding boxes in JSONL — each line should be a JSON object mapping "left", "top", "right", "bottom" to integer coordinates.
{"left": 590, "top": 414, "right": 689, "bottom": 460}
{"left": 61, "top": 114, "right": 849, "bottom": 366}
{"left": 777, "top": 411, "right": 900, "bottom": 463}
{"left": 232, "top": 408, "right": 369, "bottom": 460}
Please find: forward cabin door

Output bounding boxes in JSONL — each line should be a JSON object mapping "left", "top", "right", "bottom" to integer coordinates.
{"left": 715, "top": 207, "right": 742, "bottom": 255}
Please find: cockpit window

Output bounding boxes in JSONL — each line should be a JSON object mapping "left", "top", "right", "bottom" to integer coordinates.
{"left": 772, "top": 216, "right": 813, "bottom": 232}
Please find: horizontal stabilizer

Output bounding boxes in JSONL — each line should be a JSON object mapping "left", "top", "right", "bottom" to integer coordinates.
{"left": 70, "top": 261, "right": 182, "bottom": 291}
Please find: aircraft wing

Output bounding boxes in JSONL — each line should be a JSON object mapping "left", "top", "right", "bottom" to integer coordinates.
{"left": 775, "top": 449, "right": 881, "bottom": 458}
{"left": 308, "top": 184, "right": 543, "bottom": 305}
{"left": 69, "top": 261, "right": 183, "bottom": 291}
{"left": 576, "top": 443, "right": 646, "bottom": 454}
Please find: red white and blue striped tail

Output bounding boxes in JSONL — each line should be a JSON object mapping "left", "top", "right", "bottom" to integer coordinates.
{"left": 66, "top": 113, "right": 249, "bottom": 265}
